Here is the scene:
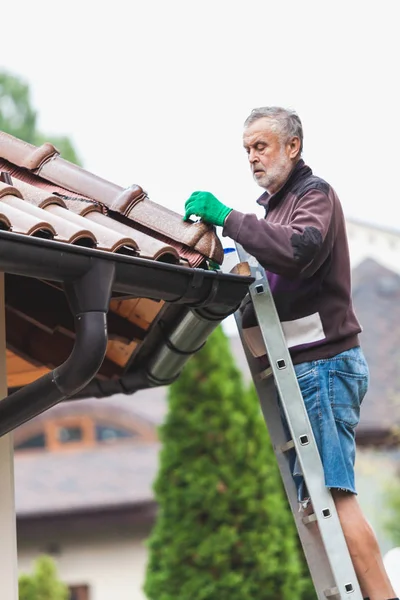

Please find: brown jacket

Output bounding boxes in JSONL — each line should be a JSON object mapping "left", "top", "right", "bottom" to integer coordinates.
{"left": 223, "top": 159, "right": 361, "bottom": 364}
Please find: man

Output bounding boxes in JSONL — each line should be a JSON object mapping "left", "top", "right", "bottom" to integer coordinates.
{"left": 183, "top": 107, "right": 397, "bottom": 600}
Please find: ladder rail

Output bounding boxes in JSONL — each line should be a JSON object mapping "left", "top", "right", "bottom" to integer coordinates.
{"left": 234, "top": 243, "right": 362, "bottom": 600}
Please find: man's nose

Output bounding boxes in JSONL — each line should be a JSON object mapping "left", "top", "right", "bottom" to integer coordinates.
{"left": 249, "top": 148, "right": 258, "bottom": 163}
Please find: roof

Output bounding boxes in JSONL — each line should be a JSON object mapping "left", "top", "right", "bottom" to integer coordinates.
{"left": 351, "top": 258, "right": 400, "bottom": 443}
{"left": 15, "top": 441, "right": 160, "bottom": 517}
{"left": 0, "top": 132, "right": 252, "bottom": 402}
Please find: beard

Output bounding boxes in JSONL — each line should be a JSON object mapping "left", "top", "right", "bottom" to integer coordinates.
{"left": 254, "top": 147, "right": 293, "bottom": 193}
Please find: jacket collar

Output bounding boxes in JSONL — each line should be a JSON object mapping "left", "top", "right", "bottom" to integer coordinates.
{"left": 256, "top": 159, "right": 312, "bottom": 209}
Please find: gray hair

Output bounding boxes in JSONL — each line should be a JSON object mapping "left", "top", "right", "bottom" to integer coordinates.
{"left": 244, "top": 106, "right": 303, "bottom": 154}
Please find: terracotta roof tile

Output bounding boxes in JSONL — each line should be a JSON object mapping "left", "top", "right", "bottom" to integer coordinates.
{"left": 10, "top": 176, "right": 181, "bottom": 260}
{"left": 0, "top": 180, "right": 97, "bottom": 245}
{"left": 85, "top": 211, "right": 179, "bottom": 261}
{"left": 0, "top": 134, "right": 58, "bottom": 171}
{"left": 0, "top": 210, "right": 11, "bottom": 230}
{"left": 0, "top": 182, "right": 56, "bottom": 238}
{"left": 10, "top": 178, "right": 67, "bottom": 209}
{"left": 0, "top": 132, "right": 224, "bottom": 264}
{"left": 47, "top": 204, "right": 139, "bottom": 253}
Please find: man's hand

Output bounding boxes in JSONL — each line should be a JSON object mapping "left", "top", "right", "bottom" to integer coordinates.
{"left": 183, "top": 191, "right": 232, "bottom": 227}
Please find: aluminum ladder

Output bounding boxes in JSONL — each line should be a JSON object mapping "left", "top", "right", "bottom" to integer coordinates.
{"left": 233, "top": 243, "right": 362, "bottom": 600}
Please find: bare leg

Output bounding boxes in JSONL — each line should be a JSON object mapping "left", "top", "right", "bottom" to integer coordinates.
{"left": 331, "top": 490, "right": 396, "bottom": 600}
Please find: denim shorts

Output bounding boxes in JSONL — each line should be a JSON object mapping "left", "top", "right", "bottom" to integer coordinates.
{"left": 280, "top": 346, "right": 369, "bottom": 503}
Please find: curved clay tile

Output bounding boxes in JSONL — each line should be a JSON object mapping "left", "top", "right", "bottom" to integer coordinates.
{"left": 0, "top": 201, "right": 55, "bottom": 237}
{"left": 61, "top": 197, "right": 103, "bottom": 216}
{"left": 126, "top": 199, "right": 224, "bottom": 263}
{"left": 0, "top": 132, "right": 58, "bottom": 171}
{"left": 0, "top": 212, "right": 11, "bottom": 230}
{"left": 0, "top": 182, "right": 23, "bottom": 201}
{"left": 185, "top": 224, "right": 224, "bottom": 264}
{"left": 109, "top": 186, "right": 147, "bottom": 214}
{"left": 39, "top": 155, "right": 123, "bottom": 202}
{"left": 45, "top": 205, "right": 139, "bottom": 253}
{"left": 0, "top": 191, "right": 96, "bottom": 247}
{"left": 10, "top": 178, "right": 66, "bottom": 209}
{"left": 86, "top": 212, "right": 179, "bottom": 262}
{"left": 0, "top": 159, "right": 94, "bottom": 200}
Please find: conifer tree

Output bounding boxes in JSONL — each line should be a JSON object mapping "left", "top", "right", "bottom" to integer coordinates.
{"left": 144, "top": 326, "right": 304, "bottom": 600}
{"left": 19, "top": 555, "right": 68, "bottom": 600}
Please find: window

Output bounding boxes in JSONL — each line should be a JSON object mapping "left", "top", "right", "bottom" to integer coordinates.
{"left": 69, "top": 585, "right": 90, "bottom": 600}
{"left": 48, "top": 417, "right": 94, "bottom": 451}
{"left": 95, "top": 424, "right": 137, "bottom": 442}
{"left": 14, "top": 414, "right": 150, "bottom": 453}
{"left": 58, "top": 425, "right": 84, "bottom": 444}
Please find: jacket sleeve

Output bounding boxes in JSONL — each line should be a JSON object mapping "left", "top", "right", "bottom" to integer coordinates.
{"left": 223, "top": 188, "right": 336, "bottom": 278}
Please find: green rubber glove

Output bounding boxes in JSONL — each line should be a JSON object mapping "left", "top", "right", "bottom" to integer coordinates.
{"left": 183, "top": 191, "right": 232, "bottom": 227}
{"left": 208, "top": 260, "right": 220, "bottom": 270}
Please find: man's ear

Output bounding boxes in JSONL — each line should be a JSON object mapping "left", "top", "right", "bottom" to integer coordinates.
{"left": 288, "top": 136, "right": 301, "bottom": 159}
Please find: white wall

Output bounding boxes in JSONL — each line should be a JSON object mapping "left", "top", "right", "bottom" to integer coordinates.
{"left": 355, "top": 447, "right": 399, "bottom": 554}
{"left": 18, "top": 525, "right": 149, "bottom": 600}
{"left": 347, "top": 220, "right": 400, "bottom": 274}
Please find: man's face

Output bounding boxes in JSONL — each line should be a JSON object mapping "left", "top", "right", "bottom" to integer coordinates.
{"left": 243, "top": 117, "right": 299, "bottom": 194}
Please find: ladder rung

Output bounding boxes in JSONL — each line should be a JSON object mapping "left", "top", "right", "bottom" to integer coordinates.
{"left": 280, "top": 440, "right": 295, "bottom": 452}
{"left": 257, "top": 366, "right": 273, "bottom": 381}
{"left": 324, "top": 583, "right": 355, "bottom": 597}
{"left": 324, "top": 587, "right": 339, "bottom": 598}
{"left": 302, "top": 513, "right": 317, "bottom": 525}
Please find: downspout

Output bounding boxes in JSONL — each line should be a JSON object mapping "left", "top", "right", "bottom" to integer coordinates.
{"left": 0, "top": 260, "right": 115, "bottom": 437}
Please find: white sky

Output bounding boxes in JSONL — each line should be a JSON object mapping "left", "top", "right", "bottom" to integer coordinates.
{"left": 0, "top": 0, "right": 399, "bottom": 231}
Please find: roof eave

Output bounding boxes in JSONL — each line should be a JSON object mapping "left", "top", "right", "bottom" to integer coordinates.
{"left": 0, "top": 231, "right": 253, "bottom": 424}
{"left": 0, "top": 231, "right": 252, "bottom": 312}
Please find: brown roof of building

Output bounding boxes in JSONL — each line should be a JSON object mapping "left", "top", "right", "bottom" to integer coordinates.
{"left": 15, "top": 441, "right": 160, "bottom": 517}
{"left": 0, "top": 132, "right": 252, "bottom": 394}
{"left": 351, "top": 258, "right": 400, "bottom": 444}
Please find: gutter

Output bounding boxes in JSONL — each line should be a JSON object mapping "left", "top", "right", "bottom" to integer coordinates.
{"left": 0, "top": 232, "right": 253, "bottom": 429}
{"left": 0, "top": 232, "right": 251, "bottom": 312}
